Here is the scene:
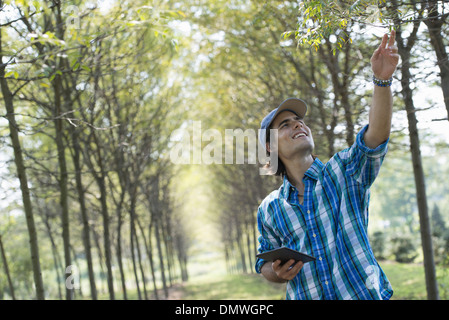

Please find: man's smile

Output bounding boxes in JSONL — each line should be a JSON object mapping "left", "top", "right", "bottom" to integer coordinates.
{"left": 292, "top": 131, "right": 308, "bottom": 139}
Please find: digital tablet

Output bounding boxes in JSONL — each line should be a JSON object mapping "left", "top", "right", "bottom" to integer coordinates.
{"left": 256, "top": 247, "right": 316, "bottom": 264}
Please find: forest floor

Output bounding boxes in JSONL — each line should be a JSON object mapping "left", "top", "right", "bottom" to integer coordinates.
{"left": 153, "top": 273, "right": 285, "bottom": 300}
{"left": 166, "top": 283, "right": 185, "bottom": 300}
{"left": 155, "top": 260, "right": 449, "bottom": 300}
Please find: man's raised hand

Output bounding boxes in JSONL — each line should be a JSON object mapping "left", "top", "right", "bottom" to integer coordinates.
{"left": 370, "top": 30, "right": 399, "bottom": 80}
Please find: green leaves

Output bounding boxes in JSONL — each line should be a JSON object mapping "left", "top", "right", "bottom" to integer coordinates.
{"left": 5, "top": 70, "right": 19, "bottom": 79}
{"left": 295, "top": 0, "right": 385, "bottom": 51}
{"left": 28, "top": 31, "right": 67, "bottom": 48}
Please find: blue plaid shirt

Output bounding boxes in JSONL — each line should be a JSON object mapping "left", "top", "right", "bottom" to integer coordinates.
{"left": 255, "top": 125, "right": 393, "bottom": 300}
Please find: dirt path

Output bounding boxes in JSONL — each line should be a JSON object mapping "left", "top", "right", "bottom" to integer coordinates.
{"left": 166, "top": 283, "right": 184, "bottom": 300}
{"left": 150, "top": 283, "right": 185, "bottom": 300}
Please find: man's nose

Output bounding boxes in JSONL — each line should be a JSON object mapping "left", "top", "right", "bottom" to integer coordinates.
{"left": 293, "top": 121, "right": 302, "bottom": 129}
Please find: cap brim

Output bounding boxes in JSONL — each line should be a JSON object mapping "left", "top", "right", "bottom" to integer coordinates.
{"left": 269, "top": 98, "right": 307, "bottom": 128}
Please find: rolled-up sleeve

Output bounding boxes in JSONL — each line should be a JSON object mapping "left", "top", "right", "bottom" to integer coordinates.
{"left": 342, "top": 125, "right": 389, "bottom": 188}
{"left": 255, "top": 206, "right": 281, "bottom": 273}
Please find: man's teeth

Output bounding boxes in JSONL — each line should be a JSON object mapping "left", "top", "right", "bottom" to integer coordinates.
{"left": 293, "top": 133, "right": 305, "bottom": 139}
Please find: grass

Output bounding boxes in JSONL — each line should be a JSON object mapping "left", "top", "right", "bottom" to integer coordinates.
{"left": 379, "top": 260, "right": 428, "bottom": 300}
{"left": 177, "top": 273, "right": 286, "bottom": 300}
{"left": 173, "top": 260, "right": 447, "bottom": 300}
{"left": 90, "top": 259, "right": 447, "bottom": 300}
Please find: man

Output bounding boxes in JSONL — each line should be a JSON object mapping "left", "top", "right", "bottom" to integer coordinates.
{"left": 255, "top": 31, "right": 399, "bottom": 300}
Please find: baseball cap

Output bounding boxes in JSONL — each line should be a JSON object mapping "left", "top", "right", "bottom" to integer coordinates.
{"left": 259, "top": 98, "right": 308, "bottom": 150}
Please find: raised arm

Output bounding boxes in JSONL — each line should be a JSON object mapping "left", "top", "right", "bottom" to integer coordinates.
{"left": 364, "top": 30, "right": 399, "bottom": 149}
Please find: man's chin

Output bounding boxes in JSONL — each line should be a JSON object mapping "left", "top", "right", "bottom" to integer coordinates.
{"left": 281, "top": 146, "right": 315, "bottom": 159}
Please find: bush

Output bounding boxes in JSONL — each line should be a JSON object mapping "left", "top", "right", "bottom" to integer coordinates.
{"left": 432, "top": 230, "right": 449, "bottom": 265}
{"left": 391, "top": 235, "right": 418, "bottom": 263}
{"left": 437, "top": 256, "right": 449, "bottom": 300}
{"left": 370, "top": 231, "right": 387, "bottom": 260}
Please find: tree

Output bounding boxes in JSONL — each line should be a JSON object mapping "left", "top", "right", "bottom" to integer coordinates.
{"left": 390, "top": 0, "right": 439, "bottom": 300}
{"left": 431, "top": 204, "right": 447, "bottom": 238}
{"left": 0, "top": 234, "right": 16, "bottom": 299}
{"left": 423, "top": 0, "right": 449, "bottom": 120}
{"left": 0, "top": 2, "right": 45, "bottom": 299}
{"left": 0, "top": 0, "right": 188, "bottom": 299}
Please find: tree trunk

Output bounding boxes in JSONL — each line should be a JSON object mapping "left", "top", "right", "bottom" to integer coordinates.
{"left": 68, "top": 74, "right": 98, "bottom": 299}
{"left": 116, "top": 200, "right": 128, "bottom": 300}
{"left": 401, "top": 64, "right": 439, "bottom": 300}
{"left": 70, "top": 244, "right": 83, "bottom": 299}
{"left": 0, "top": 235, "right": 16, "bottom": 300}
{"left": 400, "top": 65, "right": 439, "bottom": 300}
{"left": 53, "top": 72, "right": 72, "bottom": 300}
{"left": 394, "top": 8, "right": 440, "bottom": 299}
{"left": 424, "top": 1, "right": 449, "bottom": 121}
{"left": 155, "top": 215, "right": 169, "bottom": 298}
{"left": 309, "top": 49, "right": 337, "bottom": 158}
{"left": 71, "top": 129, "right": 97, "bottom": 299}
{"left": 224, "top": 244, "right": 231, "bottom": 274}
{"left": 136, "top": 214, "right": 157, "bottom": 299}
{"left": 235, "top": 216, "right": 248, "bottom": 273}
{"left": 91, "top": 225, "right": 107, "bottom": 293}
{"left": 49, "top": 2, "right": 72, "bottom": 300}
{"left": 146, "top": 221, "right": 159, "bottom": 300}
{"left": 130, "top": 201, "right": 142, "bottom": 300}
{"left": 162, "top": 213, "right": 175, "bottom": 285}
{"left": 319, "top": 35, "right": 355, "bottom": 146}
{"left": 86, "top": 37, "right": 115, "bottom": 300}
{"left": 0, "top": 25, "right": 45, "bottom": 300}
{"left": 97, "top": 175, "right": 115, "bottom": 300}
{"left": 134, "top": 227, "right": 148, "bottom": 300}
{"left": 40, "top": 210, "right": 63, "bottom": 300}
{"left": 175, "top": 231, "right": 189, "bottom": 282}
{"left": 111, "top": 118, "right": 129, "bottom": 300}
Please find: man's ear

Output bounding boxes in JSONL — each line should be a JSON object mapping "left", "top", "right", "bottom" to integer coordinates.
{"left": 266, "top": 142, "right": 271, "bottom": 153}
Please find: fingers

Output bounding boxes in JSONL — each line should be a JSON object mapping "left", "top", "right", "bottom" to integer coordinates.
{"left": 379, "top": 30, "right": 396, "bottom": 50}
{"left": 380, "top": 33, "right": 388, "bottom": 49}
{"left": 372, "top": 30, "right": 397, "bottom": 61}
{"left": 388, "top": 29, "right": 396, "bottom": 48}
{"left": 272, "top": 259, "right": 282, "bottom": 270}
{"left": 372, "top": 32, "right": 389, "bottom": 59}
{"left": 272, "top": 259, "right": 304, "bottom": 281}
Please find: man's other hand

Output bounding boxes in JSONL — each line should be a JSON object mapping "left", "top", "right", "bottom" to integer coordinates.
{"left": 272, "top": 259, "right": 304, "bottom": 281}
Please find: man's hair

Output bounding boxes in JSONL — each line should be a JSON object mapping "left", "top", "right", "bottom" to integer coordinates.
{"left": 263, "top": 127, "right": 287, "bottom": 177}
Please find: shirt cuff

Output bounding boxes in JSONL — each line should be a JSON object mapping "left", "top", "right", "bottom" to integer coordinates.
{"left": 356, "top": 125, "right": 389, "bottom": 158}
{"left": 255, "top": 257, "right": 267, "bottom": 274}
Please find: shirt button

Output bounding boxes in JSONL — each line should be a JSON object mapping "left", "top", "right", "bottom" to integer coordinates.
{"left": 325, "top": 281, "right": 329, "bottom": 285}
{"left": 313, "top": 234, "right": 316, "bottom": 238}
{"left": 319, "top": 257, "right": 322, "bottom": 261}
{"left": 307, "top": 210, "right": 311, "bottom": 214}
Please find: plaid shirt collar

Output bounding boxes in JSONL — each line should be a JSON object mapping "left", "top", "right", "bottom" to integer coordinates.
{"left": 281, "top": 158, "right": 324, "bottom": 200}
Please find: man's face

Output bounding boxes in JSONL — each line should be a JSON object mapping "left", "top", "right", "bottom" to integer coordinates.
{"left": 268, "top": 111, "right": 314, "bottom": 161}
